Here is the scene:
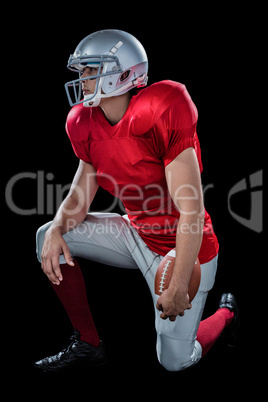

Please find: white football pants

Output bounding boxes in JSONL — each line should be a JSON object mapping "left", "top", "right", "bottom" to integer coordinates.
{"left": 36, "top": 212, "right": 218, "bottom": 371}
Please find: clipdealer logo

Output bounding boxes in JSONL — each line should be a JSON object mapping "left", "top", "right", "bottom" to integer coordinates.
{"left": 227, "top": 170, "right": 263, "bottom": 233}
{"left": 5, "top": 169, "right": 263, "bottom": 233}
{"left": 5, "top": 171, "right": 71, "bottom": 216}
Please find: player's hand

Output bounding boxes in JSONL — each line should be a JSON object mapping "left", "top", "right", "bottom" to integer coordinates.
{"left": 156, "top": 286, "right": 192, "bottom": 322}
{"left": 41, "top": 227, "right": 74, "bottom": 285}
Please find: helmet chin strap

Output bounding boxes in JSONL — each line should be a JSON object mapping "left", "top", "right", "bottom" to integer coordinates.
{"left": 83, "top": 94, "right": 102, "bottom": 107}
{"left": 83, "top": 41, "right": 123, "bottom": 108}
{"left": 83, "top": 73, "right": 148, "bottom": 108}
{"left": 83, "top": 64, "right": 109, "bottom": 107}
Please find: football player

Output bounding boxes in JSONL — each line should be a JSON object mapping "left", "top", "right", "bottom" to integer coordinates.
{"left": 35, "top": 30, "right": 239, "bottom": 372}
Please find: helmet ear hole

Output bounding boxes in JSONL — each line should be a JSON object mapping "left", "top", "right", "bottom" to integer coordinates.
{"left": 120, "top": 70, "right": 130, "bottom": 82}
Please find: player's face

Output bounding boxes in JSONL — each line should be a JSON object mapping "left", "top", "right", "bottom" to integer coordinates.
{"left": 80, "top": 66, "right": 99, "bottom": 96}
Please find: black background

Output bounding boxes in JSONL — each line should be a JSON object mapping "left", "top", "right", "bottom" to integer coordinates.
{"left": 4, "top": 6, "right": 263, "bottom": 397}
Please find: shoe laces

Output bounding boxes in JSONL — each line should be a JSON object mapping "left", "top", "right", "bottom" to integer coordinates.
{"left": 61, "top": 331, "right": 80, "bottom": 355}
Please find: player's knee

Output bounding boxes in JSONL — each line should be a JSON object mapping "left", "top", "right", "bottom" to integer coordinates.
{"left": 157, "top": 338, "right": 202, "bottom": 372}
{"left": 158, "top": 354, "right": 187, "bottom": 372}
{"left": 158, "top": 353, "right": 200, "bottom": 372}
{"left": 36, "top": 221, "right": 52, "bottom": 263}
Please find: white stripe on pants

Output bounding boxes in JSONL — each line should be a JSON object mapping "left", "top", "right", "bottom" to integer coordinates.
{"left": 36, "top": 212, "right": 218, "bottom": 371}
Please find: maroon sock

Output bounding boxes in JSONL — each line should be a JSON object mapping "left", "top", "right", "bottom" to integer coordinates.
{"left": 196, "top": 308, "right": 234, "bottom": 356}
{"left": 51, "top": 260, "right": 100, "bottom": 347}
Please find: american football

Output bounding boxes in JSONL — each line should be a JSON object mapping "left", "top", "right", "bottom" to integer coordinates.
{"left": 154, "top": 249, "right": 201, "bottom": 302}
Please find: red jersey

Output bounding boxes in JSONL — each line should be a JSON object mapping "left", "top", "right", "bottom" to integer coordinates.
{"left": 66, "top": 80, "right": 219, "bottom": 264}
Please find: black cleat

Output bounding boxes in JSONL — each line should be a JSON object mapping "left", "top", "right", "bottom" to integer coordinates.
{"left": 219, "top": 293, "right": 240, "bottom": 347}
{"left": 34, "top": 330, "right": 107, "bottom": 372}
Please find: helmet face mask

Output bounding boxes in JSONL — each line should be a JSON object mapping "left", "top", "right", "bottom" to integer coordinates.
{"left": 65, "top": 54, "right": 123, "bottom": 107}
{"left": 64, "top": 30, "right": 148, "bottom": 107}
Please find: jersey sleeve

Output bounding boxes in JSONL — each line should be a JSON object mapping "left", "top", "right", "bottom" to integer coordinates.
{"left": 157, "top": 82, "right": 199, "bottom": 167}
{"left": 65, "top": 105, "right": 91, "bottom": 164}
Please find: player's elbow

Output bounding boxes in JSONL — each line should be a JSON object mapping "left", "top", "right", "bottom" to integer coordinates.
{"left": 178, "top": 201, "right": 205, "bottom": 220}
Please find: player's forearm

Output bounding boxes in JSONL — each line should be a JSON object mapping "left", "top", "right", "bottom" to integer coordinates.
{"left": 49, "top": 162, "right": 99, "bottom": 236}
{"left": 169, "top": 212, "right": 204, "bottom": 293}
{"left": 50, "top": 193, "right": 88, "bottom": 235}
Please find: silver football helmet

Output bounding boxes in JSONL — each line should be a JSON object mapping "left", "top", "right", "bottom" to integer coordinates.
{"left": 65, "top": 29, "right": 148, "bottom": 107}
